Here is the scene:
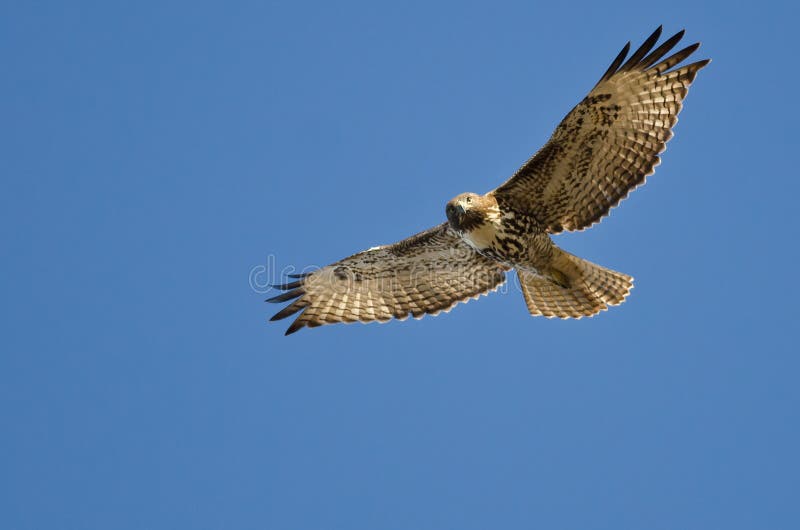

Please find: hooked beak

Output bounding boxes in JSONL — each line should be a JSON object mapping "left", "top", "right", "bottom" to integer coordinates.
{"left": 446, "top": 201, "right": 468, "bottom": 229}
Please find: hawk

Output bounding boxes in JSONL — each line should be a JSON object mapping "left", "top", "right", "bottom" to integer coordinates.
{"left": 268, "top": 27, "right": 709, "bottom": 335}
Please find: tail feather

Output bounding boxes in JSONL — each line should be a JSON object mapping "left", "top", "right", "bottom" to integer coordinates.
{"left": 518, "top": 248, "right": 633, "bottom": 318}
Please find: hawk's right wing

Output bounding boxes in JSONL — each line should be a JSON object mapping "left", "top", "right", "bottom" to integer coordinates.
{"left": 493, "top": 26, "right": 709, "bottom": 233}
{"left": 268, "top": 223, "right": 508, "bottom": 335}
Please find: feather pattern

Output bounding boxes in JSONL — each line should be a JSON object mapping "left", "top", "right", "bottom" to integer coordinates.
{"left": 493, "top": 26, "right": 709, "bottom": 233}
{"left": 267, "top": 28, "right": 709, "bottom": 334}
{"left": 268, "top": 223, "right": 508, "bottom": 335}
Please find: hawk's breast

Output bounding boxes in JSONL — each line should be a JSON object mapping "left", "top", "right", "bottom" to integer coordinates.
{"left": 462, "top": 222, "right": 497, "bottom": 252}
{"left": 460, "top": 209, "right": 537, "bottom": 265}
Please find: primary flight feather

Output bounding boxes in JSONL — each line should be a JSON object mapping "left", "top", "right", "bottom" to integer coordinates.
{"left": 268, "top": 26, "right": 709, "bottom": 335}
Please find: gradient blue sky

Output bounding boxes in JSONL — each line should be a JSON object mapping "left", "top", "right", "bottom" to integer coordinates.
{"left": 3, "top": 1, "right": 799, "bottom": 529}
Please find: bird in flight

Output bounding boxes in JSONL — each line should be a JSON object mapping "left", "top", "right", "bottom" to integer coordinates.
{"left": 268, "top": 26, "right": 709, "bottom": 335}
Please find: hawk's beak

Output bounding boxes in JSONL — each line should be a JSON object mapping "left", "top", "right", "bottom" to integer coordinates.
{"left": 455, "top": 204, "right": 466, "bottom": 216}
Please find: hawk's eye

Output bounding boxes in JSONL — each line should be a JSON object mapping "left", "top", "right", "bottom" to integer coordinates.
{"left": 466, "top": 196, "right": 472, "bottom": 203}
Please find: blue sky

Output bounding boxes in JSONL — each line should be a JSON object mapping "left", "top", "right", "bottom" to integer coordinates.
{"left": 2, "top": 1, "right": 799, "bottom": 529}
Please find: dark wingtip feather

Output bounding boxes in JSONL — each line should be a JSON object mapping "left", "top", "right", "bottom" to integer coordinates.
{"left": 695, "top": 58, "right": 711, "bottom": 69}
{"left": 597, "top": 27, "right": 705, "bottom": 85}
{"left": 266, "top": 288, "right": 304, "bottom": 303}
{"left": 681, "top": 58, "right": 712, "bottom": 82}
{"left": 285, "top": 319, "right": 305, "bottom": 335}
{"left": 596, "top": 41, "right": 630, "bottom": 86}
{"left": 270, "top": 300, "right": 305, "bottom": 321}
{"left": 620, "top": 25, "right": 663, "bottom": 72}
{"left": 270, "top": 280, "right": 303, "bottom": 290}
{"left": 641, "top": 29, "right": 686, "bottom": 69}
{"left": 287, "top": 272, "right": 312, "bottom": 279}
{"left": 652, "top": 42, "right": 701, "bottom": 73}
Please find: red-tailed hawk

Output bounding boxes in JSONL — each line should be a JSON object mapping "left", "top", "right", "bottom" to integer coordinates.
{"left": 268, "top": 27, "right": 709, "bottom": 335}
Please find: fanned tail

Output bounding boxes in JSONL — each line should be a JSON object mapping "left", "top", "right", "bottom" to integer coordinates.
{"left": 518, "top": 248, "right": 633, "bottom": 318}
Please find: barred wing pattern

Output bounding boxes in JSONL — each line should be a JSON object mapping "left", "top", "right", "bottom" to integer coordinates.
{"left": 494, "top": 26, "right": 709, "bottom": 233}
{"left": 268, "top": 223, "right": 509, "bottom": 335}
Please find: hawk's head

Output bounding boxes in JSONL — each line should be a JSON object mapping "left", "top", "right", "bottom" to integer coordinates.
{"left": 446, "top": 192, "right": 492, "bottom": 233}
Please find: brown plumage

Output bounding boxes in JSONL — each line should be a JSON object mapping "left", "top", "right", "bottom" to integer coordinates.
{"left": 268, "top": 27, "right": 709, "bottom": 335}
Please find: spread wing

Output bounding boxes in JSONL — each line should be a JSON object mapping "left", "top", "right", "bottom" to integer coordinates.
{"left": 268, "top": 223, "right": 509, "bottom": 335}
{"left": 493, "top": 26, "right": 710, "bottom": 233}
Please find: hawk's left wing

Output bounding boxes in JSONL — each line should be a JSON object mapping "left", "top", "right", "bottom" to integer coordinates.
{"left": 268, "top": 223, "right": 508, "bottom": 335}
{"left": 493, "top": 26, "right": 709, "bottom": 233}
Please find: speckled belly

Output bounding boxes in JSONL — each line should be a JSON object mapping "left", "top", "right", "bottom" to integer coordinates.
{"left": 461, "top": 215, "right": 549, "bottom": 269}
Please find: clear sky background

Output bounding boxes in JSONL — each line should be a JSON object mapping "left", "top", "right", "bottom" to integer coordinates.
{"left": 2, "top": 1, "right": 799, "bottom": 529}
